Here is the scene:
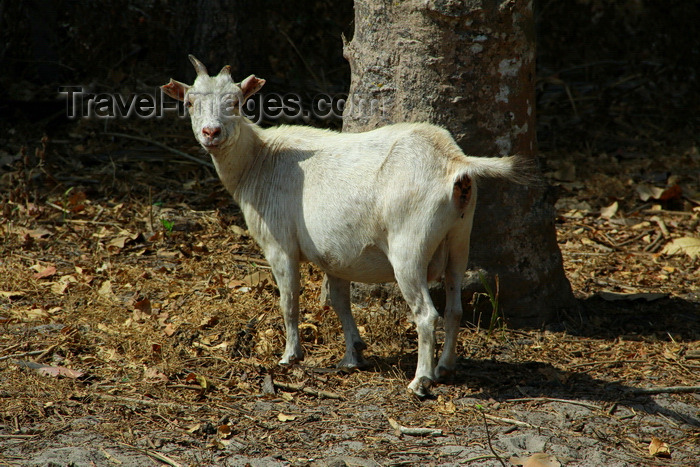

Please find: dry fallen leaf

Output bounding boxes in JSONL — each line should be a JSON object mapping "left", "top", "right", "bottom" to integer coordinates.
{"left": 186, "top": 423, "right": 201, "bottom": 434}
{"left": 648, "top": 437, "right": 671, "bottom": 458}
{"left": 97, "top": 280, "right": 116, "bottom": 299}
{"left": 32, "top": 265, "right": 57, "bottom": 279}
{"left": 25, "top": 227, "right": 53, "bottom": 239}
{"left": 143, "top": 366, "right": 169, "bottom": 383}
{"left": 199, "top": 315, "right": 220, "bottom": 329}
{"left": 186, "top": 373, "right": 212, "bottom": 391}
{"left": 509, "top": 452, "right": 561, "bottom": 467}
{"left": 218, "top": 424, "right": 233, "bottom": 439}
{"left": 599, "top": 201, "right": 619, "bottom": 219}
{"left": 0, "top": 291, "right": 26, "bottom": 300}
{"left": 551, "top": 163, "right": 576, "bottom": 181}
{"left": 51, "top": 275, "right": 78, "bottom": 295}
{"left": 636, "top": 184, "right": 681, "bottom": 202}
{"left": 228, "top": 225, "right": 248, "bottom": 237}
{"left": 277, "top": 413, "right": 297, "bottom": 422}
{"left": 661, "top": 237, "right": 700, "bottom": 259}
{"left": 133, "top": 297, "right": 152, "bottom": 314}
{"left": 162, "top": 322, "right": 177, "bottom": 337}
{"left": 13, "top": 307, "right": 51, "bottom": 321}
{"left": 36, "top": 365, "right": 85, "bottom": 379}
{"left": 436, "top": 395, "right": 456, "bottom": 414}
{"left": 241, "top": 271, "right": 274, "bottom": 288}
{"left": 107, "top": 230, "right": 140, "bottom": 251}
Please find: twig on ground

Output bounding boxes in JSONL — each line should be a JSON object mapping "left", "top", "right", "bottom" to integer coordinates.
{"left": 94, "top": 393, "right": 186, "bottom": 411}
{"left": 627, "top": 385, "right": 700, "bottom": 395}
{"left": 100, "top": 447, "right": 123, "bottom": 465}
{"left": 643, "top": 232, "right": 664, "bottom": 252}
{"left": 215, "top": 403, "right": 275, "bottom": 430}
{"left": 0, "top": 350, "right": 45, "bottom": 362}
{"left": 119, "top": 443, "right": 182, "bottom": 467}
{"left": 615, "top": 232, "right": 649, "bottom": 248}
{"left": 34, "top": 330, "right": 78, "bottom": 362}
{"left": 56, "top": 218, "right": 123, "bottom": 227}
{"left": 479, "top": 411, "right": 507, "bottom": 467}
{"left": 650, "top": 216, "right": 670, "bottom": 237}
{"left": 571, "top": 359, "right": 646, "bottom": 369}
{"left": 273, "top": 381, "right": 344, "bottom": 400}
{"left": 506, "top": 397, "right": 602, "bottom": 411}
{"left": 386, "top": 414, "right": 442, "bottom": 437}
{"left": 463, "top": 454, "right": 499, "bottom": 464}
{"left": 231, "top": 254, "right": 270, "bottom": 267}
{"left": 643, "top": 209, "right": 694, "bottom": 216}
{"left": 46, "top": 201, "right": 70, "bottom": 214}
{"left": 103, "top": 132, "right": 215, "bottom": 169}
{"left": 483, "top": 413, "right": 538, "bottom": 429}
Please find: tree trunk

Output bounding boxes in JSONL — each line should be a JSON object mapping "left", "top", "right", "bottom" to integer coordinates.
{"left": 341, "top": 0, "right": 575, "bottom": 326}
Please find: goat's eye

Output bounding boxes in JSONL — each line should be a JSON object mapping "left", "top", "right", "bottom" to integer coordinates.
{"left": 185, "top": 100, "right": 193, "bottom": 109}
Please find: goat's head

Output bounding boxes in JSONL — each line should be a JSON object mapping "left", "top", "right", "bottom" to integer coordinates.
{"left": 161, "top": 55, "right": 265, "bottom": 151}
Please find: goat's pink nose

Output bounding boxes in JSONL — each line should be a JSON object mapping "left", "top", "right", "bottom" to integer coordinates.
{"left": 202, "top": 127, "right": 221, "bottom": 138}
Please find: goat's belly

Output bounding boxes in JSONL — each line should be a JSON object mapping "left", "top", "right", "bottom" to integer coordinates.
{"left": 308, "top": 246, "right": 395, "bottom": 283}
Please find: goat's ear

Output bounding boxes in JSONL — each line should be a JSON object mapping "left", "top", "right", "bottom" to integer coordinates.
{"left": 161, "top": 79, "right": 189, "bottom": 101}
{"left": 240, "top": 75, "right": 266, "bottom": 101}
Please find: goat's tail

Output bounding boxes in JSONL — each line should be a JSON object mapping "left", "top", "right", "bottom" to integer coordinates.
{"left": 461, "top": 155, "right": 540, "bottom": 185}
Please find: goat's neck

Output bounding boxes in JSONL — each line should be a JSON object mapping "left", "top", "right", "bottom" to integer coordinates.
{"left": 209, "top": 121, "right": 267, "bottom": 200}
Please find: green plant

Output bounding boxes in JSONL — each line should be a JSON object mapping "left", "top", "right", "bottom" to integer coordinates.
{"left": 60, "top": 187, "right": 75, "bottom": 221}
{"left": 478, "top": 272, "right": 502, "bottom": 337}
{"left": 160, "top": 218, "right": 174, "bottom": 233}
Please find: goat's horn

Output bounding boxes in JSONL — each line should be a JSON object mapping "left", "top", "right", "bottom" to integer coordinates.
{"left": 219, "top": 65, "right": 232, "bottom": 77}
{"left": 188, "top": 55, "right": 208, "bottom": 76}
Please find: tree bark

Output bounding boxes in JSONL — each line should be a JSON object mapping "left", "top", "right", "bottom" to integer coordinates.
{"left": 342, "top": 0, "right": 575, "bottom": 326}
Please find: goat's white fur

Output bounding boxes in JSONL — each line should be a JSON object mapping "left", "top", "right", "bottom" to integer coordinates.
{"left": 162, "top": 56, "right": 527, "bottom": 396}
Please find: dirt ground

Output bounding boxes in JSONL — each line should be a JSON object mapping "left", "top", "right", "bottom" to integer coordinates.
{"left": 1, "top": 103, "right": 699, "bottom": 467}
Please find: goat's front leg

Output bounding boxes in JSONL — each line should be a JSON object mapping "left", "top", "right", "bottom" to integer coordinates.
{"left": 325, "top": 274, "right": 368, "bottom": 369}
{"left": 268, "top": 251, "right": 303, "bottom": 365}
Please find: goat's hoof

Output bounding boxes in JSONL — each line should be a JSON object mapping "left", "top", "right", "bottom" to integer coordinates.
{"left": 336, "top": 356, "right": 369, "bottom": 371}
{"left": 434, "top": 365, "right": 455, "bottom": 382}
{"left": 408, "top": 376, "right": 433, "bottom": 399}
{"left": 278, "top": 353, "right": 304, "bottom": 366}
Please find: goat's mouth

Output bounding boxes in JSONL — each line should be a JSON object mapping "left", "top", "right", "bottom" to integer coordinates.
{"left": 201, "top": 138, "right": 224, "bottom": 149}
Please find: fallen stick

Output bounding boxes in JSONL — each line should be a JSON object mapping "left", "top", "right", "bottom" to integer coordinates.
{"left": 627, "top": 385, "right": 700, "bottom": 395}
{"left": 463, "top": 454, "right": 499, "bottom": 464}
{"left": 231, "top": 254, "right": 270, "bottom": 266}
{"left": 0, "top": 350, "right": 45, "bottom": 362}
{"left": 479, "top": 411, "right": 507, "bottom": 467}
{"left": 119, "top": 443, "right": 183, "bottom": 467}
{"left": 94, "top": 393, "right": 185, "bottom": 411}
{"left": 483, "top": 413, "right": 538, "bottom": 429}
{"left": 386, "top": 415, "right": 442, "bottom": 437}
{"left": 506, "top": 397, "right": 601, "bottom": 411}
{"left": 272, "top": 381, "right": 344, "bottom": 400}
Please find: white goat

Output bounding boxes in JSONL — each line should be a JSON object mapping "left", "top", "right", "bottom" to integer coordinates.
{"left": 162, "top": 55, "right": 529, "bottom": 396}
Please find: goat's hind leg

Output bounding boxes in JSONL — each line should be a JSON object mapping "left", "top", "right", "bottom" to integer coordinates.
{"left": 391, "top": 257, "right": 440, "bottom": 397}
{"left": 325, "top": 274, "right": 368, "bottom": 369}
{"left": 436, "top": 208, "right": 474, "bottom": 380}
{"left": 435, "top": 261, "right": 465, "bottom": 380}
